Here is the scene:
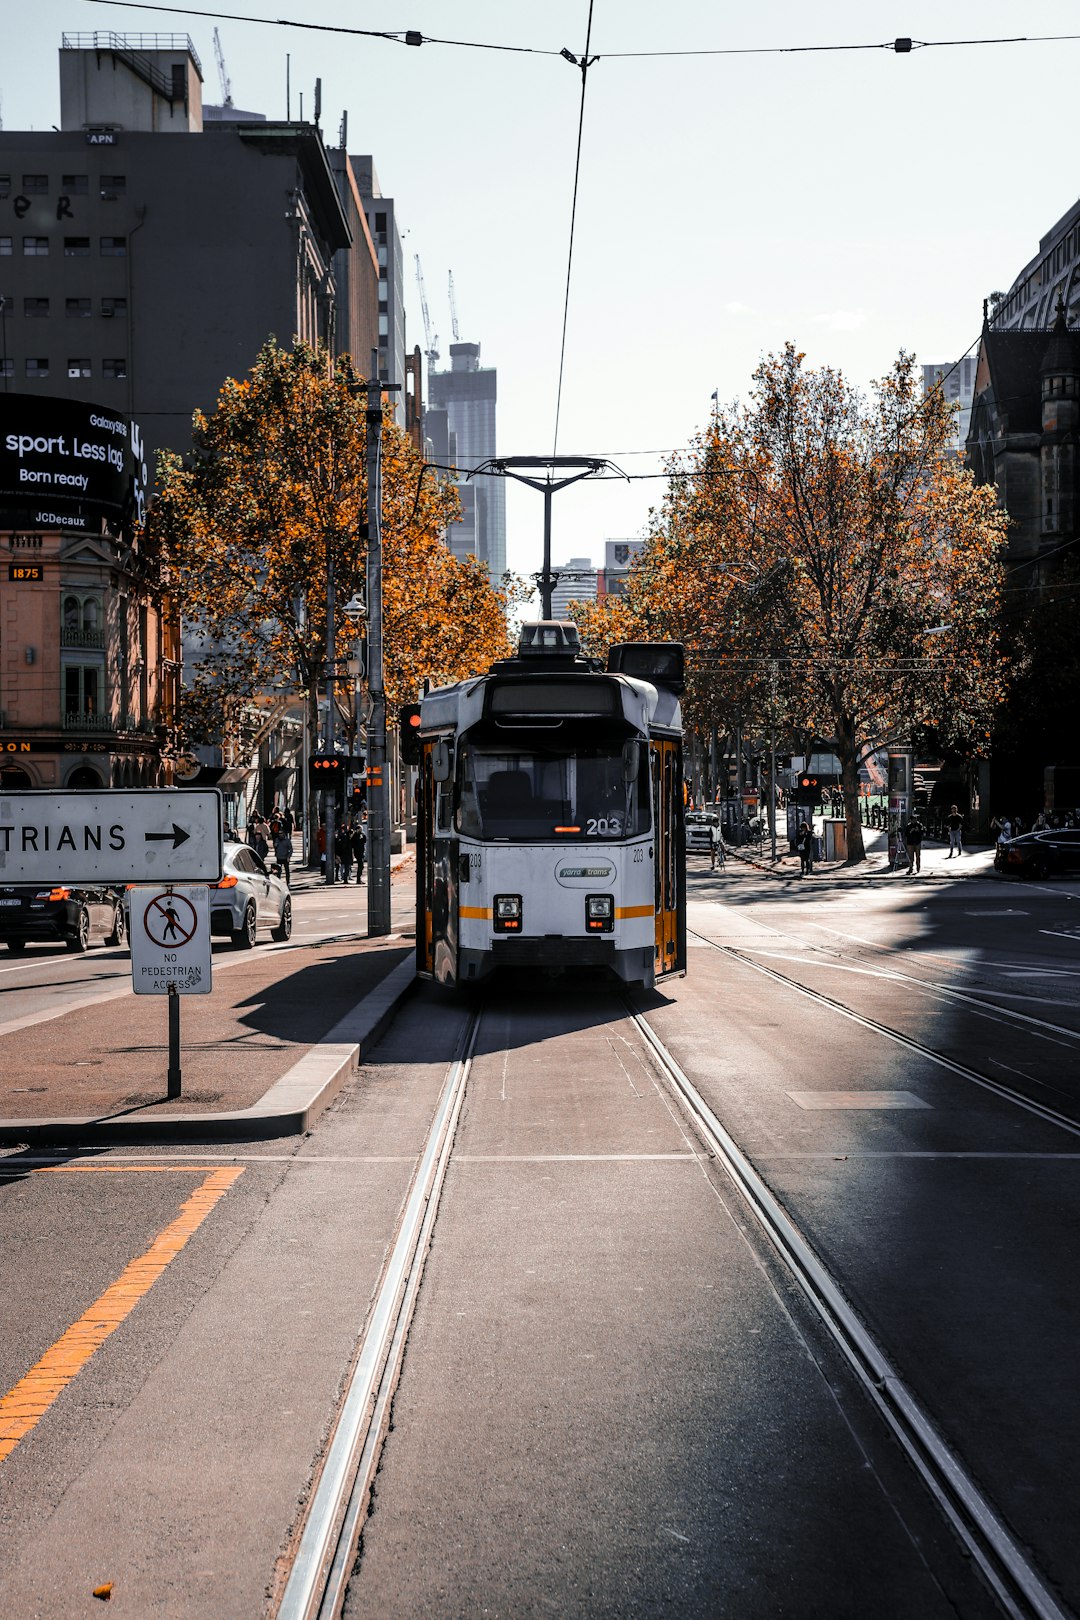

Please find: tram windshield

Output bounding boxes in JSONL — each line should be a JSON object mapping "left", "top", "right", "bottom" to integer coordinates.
{"left": 457, "top": 742, "right": 650, "bottom": 841}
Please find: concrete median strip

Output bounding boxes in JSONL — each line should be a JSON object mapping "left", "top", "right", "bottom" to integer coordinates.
{"left": 0, "top": 956, "right": 417, "bottom": 1147}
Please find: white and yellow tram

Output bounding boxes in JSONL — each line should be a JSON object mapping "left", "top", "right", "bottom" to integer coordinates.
{"left": 409, "top": 622, "right": 686, "bottom": 989}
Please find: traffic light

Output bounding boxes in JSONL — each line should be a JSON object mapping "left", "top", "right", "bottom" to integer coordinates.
{"left": 308, "top": 753, "right": 346, "bottom": 796}
{"left": 794, "top": 774, "right": 819, "bottom": 805}
{"left": 399, "top": 703, "right": 423, "bottom": 764}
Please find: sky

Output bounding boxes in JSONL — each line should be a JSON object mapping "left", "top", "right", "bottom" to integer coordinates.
{"left": 4, "top": 1, "right": 1080, "bottom": 591}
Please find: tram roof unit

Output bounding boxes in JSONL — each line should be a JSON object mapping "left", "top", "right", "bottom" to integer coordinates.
{"left": 418, "top": 623, "right": 684, "bottom": 738}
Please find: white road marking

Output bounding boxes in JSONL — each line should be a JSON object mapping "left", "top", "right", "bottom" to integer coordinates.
{"left": 787, "top": 1090, "right": 930, "bottom": 1110}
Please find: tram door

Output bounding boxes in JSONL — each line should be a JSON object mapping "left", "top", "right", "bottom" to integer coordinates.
{"left": 417, "top": 742, "right": 435, "bottom": 975}
{"left": 651, "top": 739, "right": 686, "bottom": 977}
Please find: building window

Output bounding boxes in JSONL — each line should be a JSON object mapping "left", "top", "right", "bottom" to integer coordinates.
{"left": 375, "top": 211, "right": 387, "bottom": 233}
{"left": 100, "top": 236, "right": 126, "bottom": 257}
{"left": 25, "top": 358, "right": 49, "bottom": 378}
{"left": 0, "top": 237, "right": 11, "bottom": 256}
{"left": 66, "top": 297, "right": 92, "bottom": 318}
{"left": 101, "top": 296, "right": 127, "bottom": 318}
{"left": 99, "top": 175, "right": 126, "bottom": 197}
{"left": 67, "top": 358, "right": 92, "bottom": 378}
{"left": 62, "top": 594, "right": 103, "bottom": 648}
{"left": 102, "top": 357, "right": 127, "bottom": 379}
{"left": 64, "top": 237, "right": 90, "bottom": 257}
{"left": 24, "top": 297, "right": 49, "bottom": 317}
{"left": 63, "top": 663, "right": 101, "bottom": 718}
{"left": 0, "top": 176, "right": 10, "bottom": 198}
{"left": 0, "top": 360, "right": 12, "bottom": 378}
{"left": 62, "top": 174, "right": 88, "bottom": 194}
{"left": 378, "top": 314, "right": 389, "bottom": 336}
{"left": 21, "top": 174, "right": 48, "bottom": 194}
{"left": 23, "top": 237, "right": 49, "bottom": 256}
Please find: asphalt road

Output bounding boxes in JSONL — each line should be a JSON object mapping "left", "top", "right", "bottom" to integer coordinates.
{"left": 1, "top": 854, "right": 1077, "bottom": 1617}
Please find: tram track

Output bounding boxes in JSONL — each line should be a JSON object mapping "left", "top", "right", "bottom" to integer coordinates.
{"left": 627, "top": 1002, "right": 1073, "bottom": 1620}
{"left": 279, "top": 982, "right": 1074, "bottom": 1620}
{"left": 692, "top": 935, "right": 1080, "bottom": 1138}
{"left": 276, "top": 1006, "right": 481, "bottom": 1620}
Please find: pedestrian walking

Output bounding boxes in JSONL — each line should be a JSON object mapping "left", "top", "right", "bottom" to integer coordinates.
{"left": 248, "top": 813, "right": 270, "bottom": 862}
{"left": 992, "top": 814, "right": 1013, "bottom": 848}
{"left": 350, "top": 820, "right": 367, "bottom": 884}
{"left": 710, "top": 820, "right": 726, "bottom": 870}
{"left": 272, "top": 817, "right": 292, "bottom": 887}
{"left": 904, "top": 811, "right": 925, "bottom": 873}
{"left": 279, "top": 803, "right": 294, "bottom": 838}
{"left": 796, "top": 819, "right": 814, "bottom": 876}
{"left": 946, "top": 804, "right": 964, "bottom": 857}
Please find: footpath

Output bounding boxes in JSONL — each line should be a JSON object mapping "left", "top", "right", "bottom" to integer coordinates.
{"left": 0, "top": 851, "right": 419, "bottom": 1148}
{"left": 724, "top": 823, "right": 1000, "bottom": 883}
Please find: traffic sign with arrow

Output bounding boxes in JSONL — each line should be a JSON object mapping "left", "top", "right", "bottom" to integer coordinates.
{"left": 0, "top": 791, "right": 223, "bottom": 885}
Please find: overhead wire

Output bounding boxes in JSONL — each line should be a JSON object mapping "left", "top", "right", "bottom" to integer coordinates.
{"left": 551, "top": 3, "right": 596, "bottom": 461}
{"left": 79, "top": 5, "right": 1080, "bottom": 59}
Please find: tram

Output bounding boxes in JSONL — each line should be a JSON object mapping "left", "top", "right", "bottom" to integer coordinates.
{"left": 408, "top": 621, "right": 686, "bottom": 989}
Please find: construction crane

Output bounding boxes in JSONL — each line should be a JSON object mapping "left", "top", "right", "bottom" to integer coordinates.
{"left": 213, "top": 27, "right": 233, "bottom": 108}
{"left": 448, "top": 270, "right": 460, "bottom": 341}
{"left": 414, "top": 254, "right": 439, "bottom": 372}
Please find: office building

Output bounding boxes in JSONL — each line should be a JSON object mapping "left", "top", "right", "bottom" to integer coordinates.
{"left": 427, "top": 342, "right": 506, "bottom": 579}
{"left": 0, "top": 32, "right": 384, "bottom": 805}
{"left": 921, "top": 355, "right": 979, "bottom": 454}
{"left": 599, "top": 538, "right": 645, "bottom": 596}
{"left": 349, "top": 156, "right": 406, "bottom": 422}
{"left": 550, "top": 557, "right": 598, "bottom": 620}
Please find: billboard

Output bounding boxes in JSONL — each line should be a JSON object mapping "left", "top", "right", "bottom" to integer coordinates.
{"left": 0, "top": 393, "right": 148, "bottom": 533}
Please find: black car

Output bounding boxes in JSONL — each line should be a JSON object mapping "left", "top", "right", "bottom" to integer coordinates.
{"left": 0, "top": 882, "right": 127, "bottom": 953}
{"left": 994, "top": 828, "right": 1080, "bottom": 879}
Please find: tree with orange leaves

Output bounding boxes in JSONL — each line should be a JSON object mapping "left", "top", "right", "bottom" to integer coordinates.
{"left": 149, "top": 339, "right": 514, "bottom": 848}
{"left": 577, "top": 345, "right": 1008, "bottom": 863}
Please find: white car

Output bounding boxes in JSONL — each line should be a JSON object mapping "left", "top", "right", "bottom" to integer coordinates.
{"left": 126, "top": 842, "right": 292, "bottom": 949}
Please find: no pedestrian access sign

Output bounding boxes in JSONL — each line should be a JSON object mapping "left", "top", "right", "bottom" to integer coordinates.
{"left": 129, "top": 885, "right": 212, "bottom": 996}
{"left": 0, "top": 790, "right": 223, "bottom": 885}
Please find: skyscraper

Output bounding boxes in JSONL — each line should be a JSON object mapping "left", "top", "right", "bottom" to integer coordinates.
{"left": 427, "top": 341, "right": 506, "bottom": 580}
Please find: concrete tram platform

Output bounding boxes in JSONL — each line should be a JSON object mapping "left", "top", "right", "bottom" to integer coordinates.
{"left": 0, "top": 855, "right": 420, "bottom": 1147}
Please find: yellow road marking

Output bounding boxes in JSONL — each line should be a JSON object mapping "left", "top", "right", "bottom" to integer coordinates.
{"left": 0, "top": 1166, "right": 243, "bottom": 1462}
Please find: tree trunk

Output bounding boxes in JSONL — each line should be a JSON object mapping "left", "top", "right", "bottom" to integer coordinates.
{"left": 836, "top": 717, "right": 866, "bottom": 863}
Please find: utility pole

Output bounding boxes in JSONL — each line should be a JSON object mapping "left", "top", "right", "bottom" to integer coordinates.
{"left": 768, "top": 659, "right": 778, "bottom": 861}
{"left": 363, "top": 352, "right": 399, "bottom": 936}
{"left": 322, "top": 549, "right": 337, "bottom": 885}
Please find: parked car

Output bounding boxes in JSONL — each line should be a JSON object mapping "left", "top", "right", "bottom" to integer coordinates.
{"left": 994, "top": 828, "right": 1080, "bottom": 879}
{"left": 126, "top": 842, "right": 293, "bottom": 948}
{"left": 685, "top": 810, "right": 721, "bottom": 853}
{"left": 0, "top": 881, "right": 126, "bottom": 954}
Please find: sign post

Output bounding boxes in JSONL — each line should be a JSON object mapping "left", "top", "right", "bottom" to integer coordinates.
{"left": 129, "top": 884, "right": 213, "bottom": 1099}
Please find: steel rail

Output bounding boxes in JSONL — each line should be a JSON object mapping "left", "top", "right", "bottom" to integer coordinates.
{"left": 629, "top": 1006, "right": 1073, "bottom": 1620}
{"left": 277, "top": 1006, "right": 483, "bottom": 1620}
{"left": 695, "top": 934, "right": 1080, "bottom": 1140}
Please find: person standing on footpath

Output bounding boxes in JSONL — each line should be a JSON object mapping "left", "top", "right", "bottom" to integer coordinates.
{"left": 350, "top": 819, "right": 367, "bottom": 884}
{"left": 796, "top": 819, "right": 814, "bottom": 877}
{"left": 710, "top": 819, "right": 726, "bottom": 871}
{"left": 905, "top": 810, "right": 925, "bottom": 873}
{"left": 272, "top": 815, "right": 292, "bottom": 887}
{"left": 335, "top": 821, "right": 353, "bottom": 884}
{"left": 946, "top": 804, "right": 964, "bottom": 857}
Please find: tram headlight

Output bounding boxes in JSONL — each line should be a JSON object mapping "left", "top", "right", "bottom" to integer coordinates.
{"left": 494, "top": 894, "right": 522, "bottom": 932}
{"left": 585, "top": 894, "right": 614, "bottom": 932}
